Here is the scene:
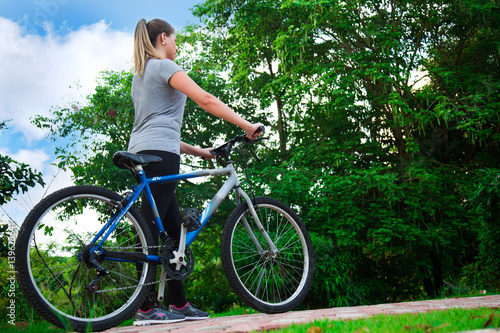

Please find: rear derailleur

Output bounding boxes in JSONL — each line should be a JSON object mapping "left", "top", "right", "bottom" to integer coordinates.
{"left": 81, "top": 243, "right": 108, "bottom": 293}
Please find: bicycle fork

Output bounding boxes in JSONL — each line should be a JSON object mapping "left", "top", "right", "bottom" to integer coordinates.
{"left": 236, "top": 188, "right": 279, "bottom": 256}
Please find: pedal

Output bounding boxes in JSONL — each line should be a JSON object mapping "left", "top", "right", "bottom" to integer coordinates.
{"left": 181, "top": 208, "right": 201, "bottom": 232}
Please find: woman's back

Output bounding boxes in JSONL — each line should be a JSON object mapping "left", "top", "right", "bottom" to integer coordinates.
{"left": 128, "top": 58, "right": 187, "bottom": 155}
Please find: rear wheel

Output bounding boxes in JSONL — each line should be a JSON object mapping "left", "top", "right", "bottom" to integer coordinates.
{"left": 15, "top": 185, "right": 156, "bottom": 332}
{"left": 221, "top": 197, "right": 315, "bottom": 313}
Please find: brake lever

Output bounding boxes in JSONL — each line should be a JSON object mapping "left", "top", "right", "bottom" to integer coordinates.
{"left": 243, "top": 136, "right": 269, "bottom": 144}
{"left": 205, "top": 126, "right": 267, "bottom": 160}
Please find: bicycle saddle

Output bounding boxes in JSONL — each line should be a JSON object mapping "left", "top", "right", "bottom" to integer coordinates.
{"left": 112, "top": 151, "right": 163, "bottom": 170}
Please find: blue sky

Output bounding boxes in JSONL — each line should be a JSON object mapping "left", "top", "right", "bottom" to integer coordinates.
{"left": 0, "top": 0, "right": 203, "bottom": 224}
{"left": 0, "top": 0, "right": 203, "bottom": 149}
{"left": 1, "top": 0, "right": 202, "bottom": 35}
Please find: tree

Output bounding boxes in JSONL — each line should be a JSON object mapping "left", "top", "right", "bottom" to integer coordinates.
{"left": 193, "top": 1, "right": 312, "bottom": 157}
{"left": 1, "top": 121, "right": 45, "bottom": 319}
{"left": 32, "top": 71, "right": 137, "bottom": 192}
{"left": 1, "top": 119, "right": 45, "bottom": 259}
{"left": 192, "top": 0, "right": 500, "bottom": 305}
{"left": 422, "top": 0, "right": 500, "bottom": 292}
{"left": 0, "top": 120, "right": 45, "bottom": 207}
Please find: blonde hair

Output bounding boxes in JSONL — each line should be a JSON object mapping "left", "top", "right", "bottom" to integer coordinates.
{"left": 133, "top": 18, "right": 175, "bottom": 77}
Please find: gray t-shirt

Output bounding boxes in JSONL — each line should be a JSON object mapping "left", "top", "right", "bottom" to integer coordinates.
{"left": 128, "top": 58, "right": 187, "bottom": 155}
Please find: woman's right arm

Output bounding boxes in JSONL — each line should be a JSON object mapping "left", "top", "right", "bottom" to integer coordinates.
{"left": 169, "top": 71, "right": 263, "bottom": 140}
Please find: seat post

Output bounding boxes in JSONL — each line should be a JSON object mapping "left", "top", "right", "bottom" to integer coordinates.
{"left": 132, "top": 165, "right": 143, "bottom": 174}
{"left": 131, "top": 165, "right": 144, "bottom": 181}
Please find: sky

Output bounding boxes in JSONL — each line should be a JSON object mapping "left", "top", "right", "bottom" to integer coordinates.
{"left": 0, "top": 0, "right": 203, "bottom": 225}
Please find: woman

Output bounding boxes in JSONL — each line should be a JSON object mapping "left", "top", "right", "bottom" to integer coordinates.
{"left": 129, "top": 18, "right": 263, "bottom": 326}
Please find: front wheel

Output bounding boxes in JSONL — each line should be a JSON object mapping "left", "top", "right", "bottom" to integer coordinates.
{"left": 221, "top": 197, "right": 315, "bottom": 313}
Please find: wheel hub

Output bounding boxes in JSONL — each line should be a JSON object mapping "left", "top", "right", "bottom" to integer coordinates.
{"left": 81, "top": 243, "right": 104, "bottom": 268}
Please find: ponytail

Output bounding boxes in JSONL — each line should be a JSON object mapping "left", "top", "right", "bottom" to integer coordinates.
{"left": 133, "top": 18, "right": 175, "bottom": 77}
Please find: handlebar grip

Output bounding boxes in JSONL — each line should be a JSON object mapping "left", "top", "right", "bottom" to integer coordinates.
{"left": 255, "top": 126, "right": 265, "bottom": 135}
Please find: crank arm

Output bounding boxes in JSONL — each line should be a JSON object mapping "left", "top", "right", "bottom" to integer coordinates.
{"left": 169, "top": 224, "right": 188, "bottom": 271}
{"left": 157, "top": 268, "right": 167, "bottom": 302}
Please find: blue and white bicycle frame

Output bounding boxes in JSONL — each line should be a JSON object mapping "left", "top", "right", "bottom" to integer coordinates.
{"left": 92, "top": 161, "right": 278, "bottom": 301}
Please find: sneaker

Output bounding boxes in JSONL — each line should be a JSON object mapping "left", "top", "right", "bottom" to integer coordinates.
{"left": 133, "top": 307, "right": 185, "bottom": 326}
{"left": 169, "top": 303, "right": 210, "bottom": 320}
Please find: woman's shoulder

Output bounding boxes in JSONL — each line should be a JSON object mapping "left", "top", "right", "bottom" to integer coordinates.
{"left": 159, "top": 58, "right": 183, "bottom": 70}
{"left": 158, "top": 59, "right": 184, "bottom": 81}
{"left": 143, "top": 59, "right": 184, "bottom": 83}
{"left": 146, "top": 58, "right": 182, "bottom": 68}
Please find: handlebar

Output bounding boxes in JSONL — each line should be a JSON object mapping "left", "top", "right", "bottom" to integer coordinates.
{"left": 210, "top": 126, "right": 267, "bottom": 163}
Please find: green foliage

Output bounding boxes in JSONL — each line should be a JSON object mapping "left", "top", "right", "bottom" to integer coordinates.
{"left": 254, "top": 146, "right": 478, "bottom": 303}
{"left": 31, "top": 71, "right": 136, "bottom": 192}
{"left": 193, "top": 0, "right": 500, "bottom": 306}
{"left": 1, "top": 120, "right": 45, "bottom": 263}
{"left": 468, "top": 169, "right": 500, "bottom": 291}
{"left": 0, "top": 154, "right": 44, "bottom": 207}
{"left": 28, "top": 0, "right": 500, "bottom": 314}
{"left": 184, "top": 224, "right": 239, "bottom": 312}
{"left": 308, "top": 233, "right": 367, "bottom": 308}
{"left": 0, "top": 257, "right": 45, "bottom": 325}
{"left": 0, "top": 121, "right": 45, "bottom": 207}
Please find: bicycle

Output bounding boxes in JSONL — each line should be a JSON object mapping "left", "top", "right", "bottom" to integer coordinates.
{"left": 15, "top": 129, "right": 315, "bottom": 332}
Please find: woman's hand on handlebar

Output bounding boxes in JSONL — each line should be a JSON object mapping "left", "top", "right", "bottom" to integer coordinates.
{"left": 181, "top": 142, "right": 215, "bottom": 160}
{"left": 246, "top": 123, "right": 265, "bottom": 140}
{"left": 199, "top": 147, "right": 216, "bottom": 160}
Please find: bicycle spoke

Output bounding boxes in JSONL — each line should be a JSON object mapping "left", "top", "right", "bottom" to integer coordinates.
{"left": 224, "top": 198, "right": 314, "bottom": 313}
{"left": 20, "top": 188, "right": 154, "bottom": 327}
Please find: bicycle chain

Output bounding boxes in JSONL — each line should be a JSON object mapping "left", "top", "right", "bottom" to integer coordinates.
{"left": 91, "top": 245, "right": 172, "bottom": 293}
{"left": 103, "top": 245, "right": 161, "bottom": 250}
{"left": 93, "top": 279, "right": 169, "bottom": 293}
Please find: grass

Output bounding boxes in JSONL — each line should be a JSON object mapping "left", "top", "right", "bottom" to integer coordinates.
{"left": 0, "top": 321, "right": 64, "bottom": 333}
{"left": 1, "top": 306, "right": 498, "bottom": 332}
{"left": 268, "top": 307, "right": 500, "bottom": 333}
{"left": 211, "top": 305, "right": 259, "bottom": 317}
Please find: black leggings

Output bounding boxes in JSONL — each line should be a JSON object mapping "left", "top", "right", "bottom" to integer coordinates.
{"left": 138, "top": 150, "right": 186, "bottom": 309}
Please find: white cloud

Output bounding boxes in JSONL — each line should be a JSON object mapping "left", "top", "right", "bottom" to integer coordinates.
{"left": 0, "top": 17, "right": 134, "bottom": 226}
{"left": 1, "top": 164, "right": 74, "bottom": 227}
{"left": 2, "top": 148, "right": 49, "bottom": 172}
{"left": 0, "top": 17, "right": 134, "bottom": 144}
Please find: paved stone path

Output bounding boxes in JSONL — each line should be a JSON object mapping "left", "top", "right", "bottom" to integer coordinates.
{"left": 103, "top": 295, "right": 500, "bottom": 333}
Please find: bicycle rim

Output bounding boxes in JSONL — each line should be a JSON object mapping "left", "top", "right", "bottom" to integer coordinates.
{"left": 21, "top": 188, "right": 153, "bottom": 328}
{"left": 224, "top": 198, "right": 314, "bottom": 312}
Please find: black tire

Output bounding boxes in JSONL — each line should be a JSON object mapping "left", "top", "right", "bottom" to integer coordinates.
{"left": 221, "top": 197, "right": 315, "bottom": 313}
{"left": 15, "top": 186, "right": 156, "bottom": 332}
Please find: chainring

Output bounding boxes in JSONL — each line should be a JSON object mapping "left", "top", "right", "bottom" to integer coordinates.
{"left": 160, "top": 238, "right": 194, "bottom": 280}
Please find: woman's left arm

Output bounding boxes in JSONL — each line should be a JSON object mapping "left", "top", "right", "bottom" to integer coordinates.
{"left": 180, "top": 141, "right": 214, "bottom": 160}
